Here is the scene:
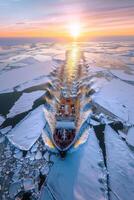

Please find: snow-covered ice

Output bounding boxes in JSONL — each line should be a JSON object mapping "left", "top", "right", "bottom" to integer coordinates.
{"left": 105, "top": 125, "right": 134, "bottom": 200}
{"left": 7, "top": 91, "right": 45, "bottom": 118}
{"left": 16, "top": 76, "right": 51, "bottom": 91}
{"left": 126, "top": 127, "right": 134, "bottom": 147}
{"left": 34, "top": 55, "right": 52, "bottom": 62}
{"left": 40, "top": 129, "right": 108, "bottom": 200}
{"left": 84, "top": 52, "right": 125, "bottom": 69}
{"left": 89, "top": 77, "right": 109, "bottom": 93}
{"left": 93, "top": 79, "right": 134, "bottom": 124}
{"left": 7, "top": 105, "right": 46, "bottom": 151}
{"left": 0, "top": 60, "right": 54, "bottom": 93}
{"left": 110, "top": 69, "right": 134, "bottom": 82}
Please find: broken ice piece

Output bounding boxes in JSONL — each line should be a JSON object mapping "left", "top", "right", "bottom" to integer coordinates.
{"left": 110, "top": 69, "right": 134, "bottom": 82}
{"left": 7, "top": 91, "right": 45, "bottom": 118}
{"left": 16, "top": 76, "right": 50, "bottom": 92}
{"left": 14, "top": 149, "right": 23, "bottom": 160}
{"left": 40, "top": 165, "right": 49, "bottom": 175}
{"left": 9, "top": 181, "right": 21, "bottom": 198}
{"left": 104, "top": 125, "right": 134, "bottom": 200}
{"left": 29, "top": 153, "right": 35, "bottom": 161}
{"left": 5, "top": 150, "right": 12, "bottom": 158}
{"left": 0, "top": 60, "right": 54, "bottom": 93}
{"left": 35, "top": 150, "right": 42, "bottom": 160}
{"left": 7, "top": 105, "right": 46, "bottom": 151}
{"left": 30, "top": 143, "right": 38, "bottom": 153}
{"left": 93, "top": 79, "right": 134, "bottom": 124}
{"left": 43, "top": 151, "right": 49, "bottom": 162}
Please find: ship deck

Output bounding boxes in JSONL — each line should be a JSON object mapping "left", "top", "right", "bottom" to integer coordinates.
{"left": 53, "top": 96, "right": 78, "bottom": 151}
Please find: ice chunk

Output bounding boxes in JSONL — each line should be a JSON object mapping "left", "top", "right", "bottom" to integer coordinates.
{"left": 84, "top": 52, "right": 124, "bottom": 69}
{"left": 7, "top": 105, "right": 46, "bottom": 151}
{"left": 93, "top": 79, "right": 134, "bottom": 124}
{"left": 14, "top": 149, "right": 23, "bottom": 159}
{"left": 110, "top": 69, "right": 134, "bottom": 82}
{"left": 7, "top": 91, "right": 45, "bottom": 118}
{"left": 0, "top": 115, "right": 5, "bottom": 126}
{"left": 41, "top": 165, "right": 50, "bottom": 175}
{"left": 9, "top": 181, "right": 21, "bottom": 198}
{"left": 16, "top": 76, "right": 50, "bottom": 91}
{"left": 44, "top": 151, "right": 50, "bottom": 162}
{"left": 34, "top": 55, "right": 52, "bottom": 62}
{"left": 126, "top": 127, "right": 134, "bottom": 147}
{"left": 30, "top": 143, "right": 38, "bottom": 153}
{"left": 40, "top": 129, "right": 108, "bottom": 200}
{"left": 0, "top": 60, "right": 54, "bottom": 93}
{"left": 105, "top": 125, "right": 134, "bottom": 200}
{"left": 35, "top": 150, "right": 42, "bottom": 160}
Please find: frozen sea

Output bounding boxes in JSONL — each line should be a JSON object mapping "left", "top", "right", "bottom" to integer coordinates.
{"left": 0, "top": 38, "right": 134, "bottom": 200}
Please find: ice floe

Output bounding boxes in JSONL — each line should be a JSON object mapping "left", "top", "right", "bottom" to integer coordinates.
{"left": 34, "top": 55, "right": 52, "bottom": 62}
{"left": 84, "top": 52, "right": 125, "bottom": 69}
{"left": 110, "top": 69, "right": 134, "bottom": 82}
{"left": 7, "top": 105, "right": 46, "bottom": 151}
{"left": 105, "top": 125, "right": 134, "bottom": 200}
{"left": 40, "top": 129, "right": 108, "bottom": 200}
{"left": 0, "top": 60, "right": 54, "bottom": 93}
{"left": 93, "top": 79, "right": 134, "bottom": 124}
{"left": 16, "top": 76, "right": 51, "bottom": 91}
{"left": 7, "top": 91, "right": 45, "bottom": 118}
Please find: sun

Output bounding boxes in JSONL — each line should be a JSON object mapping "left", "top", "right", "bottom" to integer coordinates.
{"left": 69, "top": 23, "right": 81, "bottom": 39}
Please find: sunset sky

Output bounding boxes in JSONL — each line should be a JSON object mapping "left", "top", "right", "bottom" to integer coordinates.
{"left": 0, "top": 0, "right": 134, "bottom": 40}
